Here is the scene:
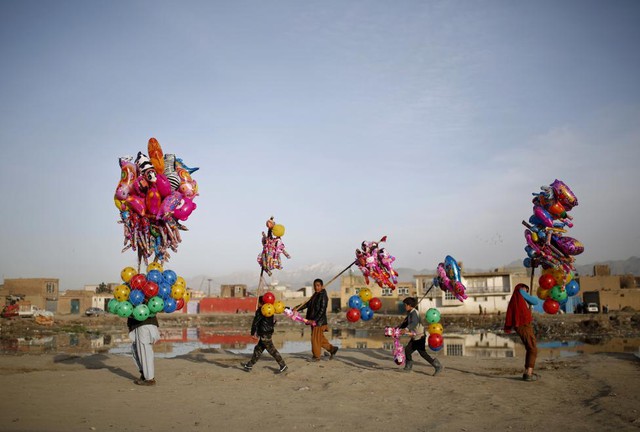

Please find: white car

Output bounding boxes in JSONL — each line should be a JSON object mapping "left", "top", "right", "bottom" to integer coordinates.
{"left": 586, "top": 303, "right": 599, "bottom": 313}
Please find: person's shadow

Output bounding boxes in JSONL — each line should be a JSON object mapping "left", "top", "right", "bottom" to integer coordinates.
{"left": 53, "top": 353, "right": 136, "bottom": 380}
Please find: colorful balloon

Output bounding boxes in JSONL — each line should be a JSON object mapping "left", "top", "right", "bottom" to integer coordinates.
{"left": 369, "top": 297, "right": 382, "bottom": 311}
{"left": 360, "top": 306, "right": 374, "bottom": 321}
{"left": 262, "top": 292, "right": 276, "bottom": 304}
{"left": 261, "top": 303, "right": 275, "bottom": 317}
{"left": 117, "top": 301, "right": 134, "bottom": 318}
{"left": 121, "top": 267, "right": 137, "bottom": 283}
{"left": 348, "top": 295, "right": 363, "bottom": 309}
{"left": 107, "top": 298, "right": 119, "bottom": 314}
{"left": 272, "top": 224, "right": 285, "bottom": 237}
{"left": 171, "top": 285, "right": 185, "bottom": 300}
{"left": 539, "top": 274, "right": 557, "bottom": 291}
{"left": 147, "top": 296, "right": 165, "bottom": 313}
{"left": 163, "top": 270, "right": 177, "bottom": 285}
{"left": 129, "top": 289, "right": 145, "bottom": 306}
{"left": 273, "top": 301, "right": 285, "bottom": 314}
{"left": 359, "top": 288, "right": 372, "bottom": 302}
{"left": 143, "top": 281, "right": 159, "bottom": 299}
{"left": 113, "top": 284, "right": 131, "bottom": 302}
{"left": 130, "top": 274, "right": 147, "bottom": 290}
{"left": 427, "top": 323, "right": 443, "bottom": 335}
{"left": 346, "top": 308, "right": 361, "bottom": 322}
{"left": 565, "top": 280, "right": 580, "bottom": 297}
{"left": 428, "top": 333, "right": 444, "bottom": 350}
{"left": 550, "top": 285, "right": 568, "bottom": 302}
{"left": 543, "top": 298, "right": 560, "bottom": 315}
{"left": 425, "top": 308, "right": 441, "bottom": 324}
{"left": 132, "top": 304, "right": 150, "bottom": 321}
{"left": 163, "top": 297, "right": 177, "bottom": 313}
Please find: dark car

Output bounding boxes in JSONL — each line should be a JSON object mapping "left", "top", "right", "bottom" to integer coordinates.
{"left": 85, "top": 307, "right": 105, "bottom": 317}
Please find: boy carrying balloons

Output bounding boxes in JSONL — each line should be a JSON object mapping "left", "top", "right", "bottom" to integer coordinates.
{"left": 399, "top": 297, "right": 443, "bottom": 375}
{"left": 242, "top": 296, "right": 288, "bottom": 374}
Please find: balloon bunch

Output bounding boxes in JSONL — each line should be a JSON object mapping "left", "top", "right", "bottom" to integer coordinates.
{"left": 425, "top": 308, "right": 444, "bottom": 351}
{"left": 345, "top": 288, "right": 382, "bottom": 322}
{"left": 522, "top": 179, "right": 583, "bottom": 314}
{"left": 384, "top": 326, "right": 406, "bottom": 365}
{"left": 107, "top": 263, "right": 190, "bottom": 321}
{"left": 354, "top": 236, "right": 398, "bottom": 289}
{"left": 114, "top": 138, "right": 199, "bottom": 267}
{"left": 259, "top": 291, "right": 286, "bottom": 317}
{"left": 257, "top": 217, "right": 290, "bottom": 276}
{"left": 433, "top": 255, "right": 467, "bottom": 302}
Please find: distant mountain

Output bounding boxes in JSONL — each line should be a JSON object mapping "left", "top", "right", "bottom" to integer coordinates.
{"left": 186, "top": 257, "right": 640, "bottom": 293}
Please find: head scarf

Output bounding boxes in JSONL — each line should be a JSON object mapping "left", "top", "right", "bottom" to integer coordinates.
{"left": 504, "top": 283, "right": 533, "bottom": 333}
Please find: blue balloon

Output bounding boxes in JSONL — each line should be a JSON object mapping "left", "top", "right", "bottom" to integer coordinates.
{"left": 444, "top": 255, "right": 461, "bottom": 282}
{"left": 430, "top": 345, "right": 443, "bottom": 352}
{"left": 523, "top": 258, "right": 532, "bottom": 268}
{"left": 147, "top": 270, "right": 164, "bottom": 284}
{"left": 360, "top": 306, "right": 374, "bottom": 321}
{"left": 348, "top": 295, "right": 363, "bottom": 309}
{"left": 163, "top": 270, "right": 177, "bottom": 285}
{"left": 129, "top": 289, "right": 145, "bottom": 306}
{"left": 565, "top": 280, "right": 580, "bottom": 297}
{"left": 163, "top": 297, "right": 177, "bottom": 313}
{"left": 158, "top": 282, "right": 172, "bottom": 299}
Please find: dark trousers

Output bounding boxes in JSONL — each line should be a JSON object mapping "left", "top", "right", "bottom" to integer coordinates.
{"left": 405, "top": 336, "right": 436, "bottom": 365}
{"left": 515, "top": 323, "right": 537, "bottom": 369}
{"left": 248, "top": 334, "right": 285, "bottom": 367}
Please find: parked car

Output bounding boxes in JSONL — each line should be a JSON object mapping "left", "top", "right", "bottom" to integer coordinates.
{"left": 85, "top": 307, "right": 105, "bottom": 317}
{"left": 586, "top": 303, "right": 599, "bottom": 313}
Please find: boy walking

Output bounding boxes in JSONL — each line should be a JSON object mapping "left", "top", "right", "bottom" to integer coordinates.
{"left": 242, "top": 296, "right": 288, "bottom": 374}
{"left": 399, "top": 297, "right": 443, "bottom": 376}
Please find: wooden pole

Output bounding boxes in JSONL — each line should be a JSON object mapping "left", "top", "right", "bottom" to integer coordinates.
{"left": 324, "top": 260, "right": 357, "bottom": 288}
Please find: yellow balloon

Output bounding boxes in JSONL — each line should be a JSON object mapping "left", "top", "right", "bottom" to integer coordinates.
{"left": 173, "top": 276, "right": 186, "bottom": 290}
{"left": 272, "top": 224, "right": 285, "bottom": 237}
{"left": 261, "top": 303, "right": 275, "bottom": 317}
{"left": 114, "top": 284, "right": 131, "bottom": 302}
{"left": 537, "top": 287, "right": 550, "bottom": 300}
{"left": 147, "top": 262, "right": 163, "bottom": 273}
{"left": 121, "top": 267, "right": 136, "bottom": 283}
{"left": 273, "top": 301, "right": 285, "bottom": 314}
{"left": 359, "top": 288, "right": 372, "bottom": 302}
{"left": 427, "top": 323, "right": 444, "bottom": 335}
{"left": 171, "top": 285, "right": 185, "bottom": 300}
{"left": 183, "top": 290, "right": 191, "bottom": 303}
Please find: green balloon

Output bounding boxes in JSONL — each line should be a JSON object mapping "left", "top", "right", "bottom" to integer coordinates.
{"left": 116, "top": 301, "right": 134, "bottom": 318}
{"left": 147, "top": 296, "right": 164, "bottom": 314}
{"left": 550, "top": 286, "right": 568, "bottom": 302}
{"left": 425, "top": 308, "right": 441, "bottom": 324}
{"left": 107, "top": 298, "right": 120, "bottom": 314}
{"left": 132, "top": 304, "right": 150, "bottom": 321}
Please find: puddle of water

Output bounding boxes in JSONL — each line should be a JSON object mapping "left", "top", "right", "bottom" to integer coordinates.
{"left": 2, "top": 327, "right": 639, "bottom": 360}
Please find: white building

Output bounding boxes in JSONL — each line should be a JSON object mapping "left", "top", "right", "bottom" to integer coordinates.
{"left": 414, "top": 269, "right": 529, "bottom": 316}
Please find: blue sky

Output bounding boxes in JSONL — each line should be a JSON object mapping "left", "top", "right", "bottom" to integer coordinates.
{"left": 1, "top": 0, "right": 639, "bottom": 290}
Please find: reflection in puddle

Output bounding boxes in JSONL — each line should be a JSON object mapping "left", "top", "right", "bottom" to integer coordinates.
{"left": 2, "top": 328, "right": 639, "bottom": 361}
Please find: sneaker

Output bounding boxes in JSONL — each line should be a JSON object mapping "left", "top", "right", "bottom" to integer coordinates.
{"left": 242, "top": 363, "right": 253, "bottom": 372}
{"left": 134, "top": 378, "right": 156, "bottom": 386}
{"left": 276, "top": 364, "right": 288, "bottom": 374}
{"left": 523, "top": 373, "right": 538, "bottom": 382}
{"left": 309, "top": 357, "right": 321, "bottom": 362}
{"left": 403, "top": 361, "right": 413, "bottom": 372}
{"left": 329, "top": 347, "right": 339, "bottom": 360}
{"left": 433, "top": 359, "right": 444, "bottom": 376}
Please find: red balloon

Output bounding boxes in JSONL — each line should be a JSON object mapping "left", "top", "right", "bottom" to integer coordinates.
{"left": 176, "top": 298, "right": 185, "bottom": 311}
{"left": 130, "top": 274, "right": 147, "bottom": 290}
{"left": 369, "top": 297, "right": 382, "bottom": 311}
{"left": 262, "top": 292, "right": 276, "bottom": 304}
{"left": 346, "top": 307, "right": 361, "bottom": 322}
{"left": 428, "top": 333, "right": 444, "bottom": 349}
{"left": 543, "top": 298, "right": 560, "bottom": 315}
{"left": 143, "top": 281, "right": 159, "bottom": 298}
{"left": 539, "top": 274, "right": 557, "bottom": 291}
